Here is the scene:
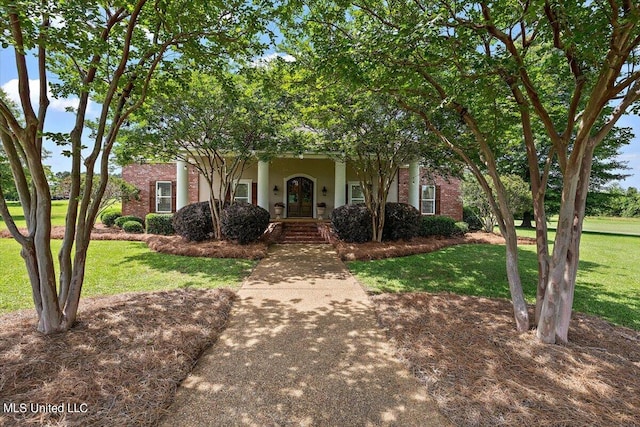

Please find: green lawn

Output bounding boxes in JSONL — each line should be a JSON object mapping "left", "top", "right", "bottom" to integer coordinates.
{"left": 349, "top": 232, "right": 640, "bottom": 330}
{"left": 0, "top": 239, "right": 255, "bottom": 314}
{"left": 1, "top": 200, "right": 71, "bottom": 230}
{"left": 548, "top": 215, "right": 640, "bottom": 236}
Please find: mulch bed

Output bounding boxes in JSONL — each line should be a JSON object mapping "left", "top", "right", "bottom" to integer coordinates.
{"left": 0, "top": 289, "right": 236, "bottom": 427}
{"left": 372, "top": 293, "right": 640, "bottom": 427}
{"left": 334, "top": 231, "right": 536, "bottom": 261}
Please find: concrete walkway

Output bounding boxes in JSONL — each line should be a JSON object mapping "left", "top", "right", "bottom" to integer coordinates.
{"left": 160, "top": 245, "right": 451, "bottom": 426}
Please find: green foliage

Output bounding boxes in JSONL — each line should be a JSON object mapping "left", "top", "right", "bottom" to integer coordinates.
{"left": 590, "top": 186, "right": 640, "bottom": 218}
{"left": 122, "top": 221, "right": 144, "bottom": 234}
{"left": 173, "top": 202, "right": 213, "bottom": 242}
{"left": 100, "top": 211, "right": 122, "bottom": 228}
{"left": 462, "top": 173, "right": 531, "bottom": 232}
{"left": 145, "top": 213, "right": 175, "bottom": 235}
{"left": 419, "top": 215, "right": 459, "bottom": 237}
{"left": 220, "top": 203, "right": 270, "bottom": 244}
{"left": 454, "top": 222, "right": 469, "bottom": 235}
{"left": 382, "top": 203, "right": 421, "bottom": 241}
{"left": 463, "top": 207, "right": 483, "bottom": 231}
{"left": 115, "top": 215, "right": 144, "bottom": 229}
{"left": 330, "top": 204, "right": 372, "bottom": 243}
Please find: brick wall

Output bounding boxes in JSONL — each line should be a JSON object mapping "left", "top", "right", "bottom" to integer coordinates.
{"left": 398, "top": 168, "right": 463, "bottom": 221}
{"left": 122, "top": 163, "right": 199, "bottom": 219}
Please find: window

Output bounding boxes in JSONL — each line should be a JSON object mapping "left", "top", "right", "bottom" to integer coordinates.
{"left": 421, "top": 185, "right": 436, "bottom": 215}
{"left": 349, "top": 182, "right": 365, "bottom": 204}
{"left": 233, "top": 180, "right": 252, "bottom": 204}
{"left": 156, "top": 181, "right": 172, "bottom": 213}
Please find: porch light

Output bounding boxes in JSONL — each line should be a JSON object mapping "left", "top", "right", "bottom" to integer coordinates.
{"left": 273, "top": 185, "right": 279, "bottom": 195}
{"left": 322, "top": 186, "right": 328, "bottom": 196}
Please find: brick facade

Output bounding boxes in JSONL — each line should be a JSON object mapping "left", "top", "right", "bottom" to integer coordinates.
{"left": 397, "top": 168, "right": 463, "bottom": 221}
{"left": 122, "top": 163, "right": 199, "bottom": 219}
{"left": 123, "top": 162, "right": 462, "bottom": 221}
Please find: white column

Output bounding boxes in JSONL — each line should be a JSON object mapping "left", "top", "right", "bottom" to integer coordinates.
{"left": 257, "top": 160, "right": 269, "bottom": 210}
{"left": 409, "top": 161, "right": 420, "bottom": 210}
{"left": 334, "top": 160, "right": 346, "bottom": 207}
{"left": 176, "top": 160, "right": 189, "bottom": 210}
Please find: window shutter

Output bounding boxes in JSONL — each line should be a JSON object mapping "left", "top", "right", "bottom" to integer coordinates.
{"left": 149, "top": 182, "right": 156, "bottom": 213}
{"left": 435, "top": 186, "right": 441, "bottom": 215}
{"left": 252, "top": 182, "right": 257, "bottom": 205}
{"left": 171, "top": 181, "right": 177, "bottom": 212}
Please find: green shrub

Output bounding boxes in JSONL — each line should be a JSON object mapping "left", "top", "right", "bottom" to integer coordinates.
{"left": 221, "top": 202, "right": 270, "bottom": 245}
{"left": 101, "top": 211, "right": 122, "bottom": 228}
{"left": 463, "top": 206, "right": 483, "bottom": 231}
{"left": 382, "top": 203, "right": 421, "bottom": 241}
{"left": 115, "top": 215, "right": 144, "bottom": 229}
{"left": 420, "top": 215, "right": 458, "bottom": 237}
{"left": 122, "top": 220, "right": 144, "bottom": 234}
{"left": 330, "top": 204, "right": 372, "bottom": 243}
{"left": 146, "top": 213, "right": 175, "bottom": 235}
{"left": 173, "top": 201, "right": 213, "bottom": 242}
{"left": 454, "top": 221, "right": 469, "bottom": 236}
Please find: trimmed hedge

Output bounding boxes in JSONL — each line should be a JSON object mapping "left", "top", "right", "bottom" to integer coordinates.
{"left": 146, "top": 213, "right": 175, "bottom": 235}
{"left": 101, "top": 211, "right": 122, "bottom": 228}
{"left": 330, "top": 204, "right": 372, "bottom": 243}
{"left": 420, "top": 215, "right": 459, "bottom": 237}
{"left": 382, "top": 203, "right": 421, "bottom": 241}
{"left": 115, "top": 215, "right": 144, "bottom": 229}
{"left": 122, "top": 220, "right": 144, "bottom": 233}
{"left": 221, "top": 202, "right": 270, "bottom": 245}
{"left": 173, "top": 201, "right": 213, "bottom": 242}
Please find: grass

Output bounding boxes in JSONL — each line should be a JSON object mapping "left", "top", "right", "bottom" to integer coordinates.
{"left": 0, "top": 200, "right": 71, "bottom": 230}
{"left": 0, "top": 239, "right": 255, "bottom": 314}
{"left": 349, "top": 232, "right": 640, "bottom": 330}
{"left": 548, "top": 215, "right": 640, "bottom": 236}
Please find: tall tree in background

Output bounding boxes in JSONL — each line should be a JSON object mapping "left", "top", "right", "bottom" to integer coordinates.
{"left": 0, "top": 0, "right": 270, "bottom": 334}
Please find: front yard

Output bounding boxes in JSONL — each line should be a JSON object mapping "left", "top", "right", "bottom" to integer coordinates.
{"left": 0, "top": 239, "right": 254, "bottom": 314}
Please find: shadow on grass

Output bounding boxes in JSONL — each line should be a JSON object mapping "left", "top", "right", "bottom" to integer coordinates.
{"left": 350, "top": 244, "right": 629, "bottom": 319}
{"left": 350, "top": 245, "right": 542, "bottom": 299}
{"left": 120, "top": 250, "right": 254, "bottom": 285}
{"left": 575, "top": 280, "right": 640, "bottom": 330}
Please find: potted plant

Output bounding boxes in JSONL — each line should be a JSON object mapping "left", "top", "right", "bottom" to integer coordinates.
{"left": 274, "top": 202, "right": 285, "bottom": 219}
{"left": 316, "top": 202, "right": 326, "bottom": 220}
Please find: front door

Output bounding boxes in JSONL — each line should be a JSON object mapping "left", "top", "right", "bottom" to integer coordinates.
{"left": 287, "top": 177, "right": 313, "bottom": 217}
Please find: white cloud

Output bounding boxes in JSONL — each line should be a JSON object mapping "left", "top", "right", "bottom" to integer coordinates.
{"left": 250, "top": 52, "right": 296, "bottom": 67}
{"left": 1, "top": 78, "right": 92, "bottom": 114}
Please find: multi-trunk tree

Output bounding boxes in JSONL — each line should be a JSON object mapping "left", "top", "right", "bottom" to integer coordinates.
{"left": 0, "top": 0, "right": 270, "bottom": 334}
{"left": 116, "top": 67, "right": 294, "bottom": 239}
{"left": 286, "top": 0, "right": 640, "bottom": 342}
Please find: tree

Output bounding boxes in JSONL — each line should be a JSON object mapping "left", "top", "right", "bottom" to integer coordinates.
{"left": 301, "top": 83, "right": 451, "bottom": 241}
{"left": 285, "top": 0, "right": 640, "bottom": 342}
{"left": 117, "top": 66, "right": 294, "bottom": 239}
{"left": 0, "top": 0, "right": 270, "bottom": 334}
{"left": 284, "top": 0, "right": 533, "bottom": 332}
{"left": 463, "top": 173, "right": 532, "bottom": 233}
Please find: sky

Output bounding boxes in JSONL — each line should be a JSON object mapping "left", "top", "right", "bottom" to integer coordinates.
{"left": 1, "top": 47, "right": 640, "bottom": 189}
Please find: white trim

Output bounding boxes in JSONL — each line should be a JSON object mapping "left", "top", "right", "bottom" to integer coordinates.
{"left": 348, "top": 181, "right": 365, "bottom": 204}
{"left": 233, "top": 179, "right": 253, "bottom": 204}
{"left": 282, "top": 173, "right": 317, "bottom": 218}
{"left": 421, "top": 184, "right": 436, "bottom": 215}
{"left": 156, "top": 181, "right": 173, "bottom": 213}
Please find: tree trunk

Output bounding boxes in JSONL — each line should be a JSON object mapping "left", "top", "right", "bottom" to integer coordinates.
{"left": 537, "top": 142, "right": 593, "bottom": 343}
{"left": 519, "top": 210, "right": 534, "bottom": 228}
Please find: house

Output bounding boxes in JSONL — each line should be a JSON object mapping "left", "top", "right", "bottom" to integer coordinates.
{"left": 122, "top": 155, "right": 462, "bottom": 221}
